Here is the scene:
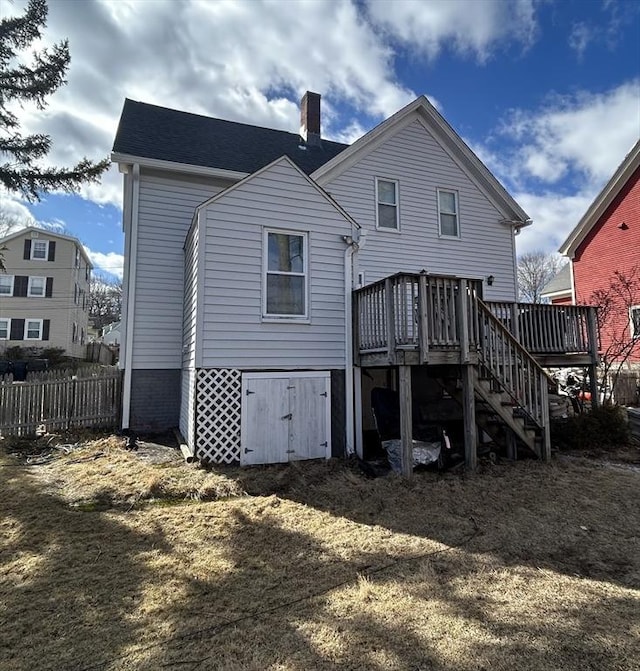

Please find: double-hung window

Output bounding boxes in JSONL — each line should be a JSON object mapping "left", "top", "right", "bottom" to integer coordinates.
{"left": 0, "top": 319, "right": 9, "bottom": 340}
{"left": 631, "top": 306, "right": 640, "bottom": 339}
{"left": 437, "top": 189, "right": 460, "bottom": 238}
{"left": 31, "top": 240, "right": 49, "bottom": 260}
{"left": 25, "top": 319, "right": 43, "bottom": 340}
{"left": 28, "top": 276, "right": 46, "bottom": 297}
{"left": 376, "top": 178, "right": 399, "bottom": 230}
{"left": 0, "top": 275, "right": 13, "bottom": 296}
{"left": 264, "top": 229, "right": 308, "bottom": 319}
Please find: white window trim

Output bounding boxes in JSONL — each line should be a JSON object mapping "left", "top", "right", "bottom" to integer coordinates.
{"left": 31, "top": 239, "right": 50, "bottom": 260}
{"left": 24, "top": 318, "right": 43, "bottom": 341}
{"left": 437, "top": 188, "right": 461, "bottom": 239}
{"left": 262, "top": 228, "right": 310, "bottom": 322}
{"left": 27, "top": 276, "right": 46, "bottom": 297}
{"left": 0, "top": 274, "right": 14, "bottom": 296}
{"left": 0, "top": 318, "right": 10, "bottom": 340}
{"left": 375, "top": 177, "right": 400, "bottom": 232}
{"left": 630, "top": 305, "right": 640, "bottom": 339}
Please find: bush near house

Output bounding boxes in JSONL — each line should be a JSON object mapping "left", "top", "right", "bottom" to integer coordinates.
{"left": 551, "top": 405, "right": 631, "bottom": 451}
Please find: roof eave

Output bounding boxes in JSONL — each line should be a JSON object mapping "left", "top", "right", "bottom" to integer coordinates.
{"left": 559, "top": 139, "right": 640, "bottom": 257}
{"left": 111, "top": 152, "right": 249, "bottom": 181}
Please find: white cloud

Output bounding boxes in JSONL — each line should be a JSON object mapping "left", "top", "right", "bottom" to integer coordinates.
{"left": 568, "top": 22, "right": 592, "bottom": 60}
{"left": 366, "top": 0, "right": 538, "bottom": 62}
{"left": 498, "top": 81, "right": 640, "bottom": 189}
{"left": 85, "top": 248, "right": 124, "bottom": 280}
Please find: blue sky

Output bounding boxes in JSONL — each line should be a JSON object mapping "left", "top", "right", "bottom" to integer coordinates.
{"left": 2, "top": 0, "right": 639, "bottom": 280}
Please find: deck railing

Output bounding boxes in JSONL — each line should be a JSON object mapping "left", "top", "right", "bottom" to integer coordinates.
{"left": 485, "top": 301, "right": 596, "bottom": 354}
{"left": 355, "top": 273, "right": 481, "bottom": 360}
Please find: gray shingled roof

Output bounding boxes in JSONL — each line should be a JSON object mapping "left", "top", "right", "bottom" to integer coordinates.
{"left": 541, "top": 263, "right": 571, "bottom": 295}
{"left": 112, "top": 99, "right": 349, "bottom": 175}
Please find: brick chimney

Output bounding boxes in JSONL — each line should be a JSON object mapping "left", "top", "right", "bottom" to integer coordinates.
{"left": 300, "top": 91, "right": 321, "bottom": 146}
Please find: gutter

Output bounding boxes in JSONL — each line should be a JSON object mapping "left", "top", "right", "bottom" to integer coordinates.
{"left": 121, "top": 163, "right": 140, "bottom": 429}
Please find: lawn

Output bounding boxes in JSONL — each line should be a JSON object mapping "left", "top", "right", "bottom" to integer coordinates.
{"left": 1, "top": 434, "right": 639, "bottom": 671}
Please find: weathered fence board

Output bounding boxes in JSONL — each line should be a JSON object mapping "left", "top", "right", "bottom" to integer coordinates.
{"left": 0, "top": 367, "right": 122, "bottom": 436}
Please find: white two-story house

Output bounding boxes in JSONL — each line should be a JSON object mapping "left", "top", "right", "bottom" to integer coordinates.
{"left": 112, "top": 93, "right": 598, "bottom": 469}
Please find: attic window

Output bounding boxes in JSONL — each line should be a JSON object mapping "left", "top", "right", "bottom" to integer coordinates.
{"left": 437, "top": 189, "right": 460, "bottom": 238}
{"left": 375, "top": 178, "right": 399, "bottom": 230}
{"left": 31, "top": 240, "right": 49, "bottom": 259}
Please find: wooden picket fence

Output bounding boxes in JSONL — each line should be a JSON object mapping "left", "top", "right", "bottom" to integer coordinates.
{"left": 0, "top": 366, "right": 122, "bottom": 436}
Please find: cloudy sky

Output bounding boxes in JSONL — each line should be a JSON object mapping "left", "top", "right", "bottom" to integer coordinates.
{"left": 2, "top": 0, "right": 639, "bottom": 279}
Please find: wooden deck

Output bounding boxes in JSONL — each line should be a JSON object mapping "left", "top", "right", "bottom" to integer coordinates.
{"left": 354, "top": 272, "right": 599, "bottom": 368}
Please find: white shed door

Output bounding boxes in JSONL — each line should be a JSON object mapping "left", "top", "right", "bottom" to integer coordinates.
{"left": 240, "top": 372, "right": 331, "bottom": 465}
{"left": 241, "top": 376, "right": 290, "bottom": 465}
{"left": 288, "top": 376, "right": 330, "bottom": 461}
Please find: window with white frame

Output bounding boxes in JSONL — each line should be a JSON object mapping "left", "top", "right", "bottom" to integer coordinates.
{"left": 631, "top": 306, "right": 640, "bottom": 339}
{"left": 264, "top": 230, "right": 308, "bottom": 318}
{"left": 31, "top": 240, "right": 49, "bottom": 260}
{"left": 376, "top": 178, "right": 399, "bottom": 230}
{"left": 25, "top": 319, "right": 43, "bottom": 340}
{"left": 0, "top": 319, "right": 9, "bottom": 340}
{"left": 28, "top": 276, "right": 46, "bottom": 297}
{"left": 0, "top": 274, "right": 13, "bottom": 295}
{"left": 437, "top": 189, "right": 460, "bottom": 237}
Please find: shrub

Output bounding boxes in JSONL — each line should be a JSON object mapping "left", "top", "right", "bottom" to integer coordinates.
{"left": 551, "top": 404, "right": 631, "bottom": 450}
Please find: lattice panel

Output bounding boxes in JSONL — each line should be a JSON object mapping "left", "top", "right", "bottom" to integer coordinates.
{"left": 195, "top": 369, "right": 242, "bottom": 463}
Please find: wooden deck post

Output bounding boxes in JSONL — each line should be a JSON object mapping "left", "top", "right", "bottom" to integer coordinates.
{"left": 385, "top": 277, "right": 395, "bottom": 365}
{"left": 587, "top": 306, "right": 600, "bottom": 408}
{"left": 540, "top": 370, "right": 551, "bottom": 461}
{"left": 461, "top": 365, "right": 477, "bottom": 470}
{"left": 398, "top": 365, "right": 413, "bottom": 479}
{"left": 458, "top": 279, "right": 470, "bottom": 363}
{"left": 418, "top": 272, "right": 429, "bottom": 364}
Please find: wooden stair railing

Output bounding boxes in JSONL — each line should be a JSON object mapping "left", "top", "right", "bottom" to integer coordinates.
{"left": 475, "top": 297, "right": 551, "bottom": 460}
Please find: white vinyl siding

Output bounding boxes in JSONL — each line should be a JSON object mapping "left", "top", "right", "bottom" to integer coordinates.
{"left": 131, "top": 169, "right": 234, "bottom": 369}
{"left": 322, "top": 118, "right": 519, "bottom": 301}
{"left": 179, "top": 368, "right": 196, "bottom": 449}
{"left": 375, "top": 178, "right": 399, "bottom": 230}
{"left": 182, "top": 215, "right": 200, "bottom": 368}
{"left": 199, "top": 158, "right": 352, "bottom": 369}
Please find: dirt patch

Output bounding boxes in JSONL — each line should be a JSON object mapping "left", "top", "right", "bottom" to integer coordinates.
{"left": 1, "top": 433, "right": 639, "bottom": 671}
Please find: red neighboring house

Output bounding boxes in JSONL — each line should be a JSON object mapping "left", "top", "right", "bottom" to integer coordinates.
{"left": 558, "top": 138, "right": 640, "bottom": 363}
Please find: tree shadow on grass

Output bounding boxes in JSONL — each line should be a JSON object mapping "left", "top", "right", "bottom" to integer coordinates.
{"left": 0, "top": 458, "right": 171, "bottom": 671}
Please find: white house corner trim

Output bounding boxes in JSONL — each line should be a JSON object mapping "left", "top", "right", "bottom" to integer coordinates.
{"left": 122, "top": 163, "right": 140, "bottom": 430}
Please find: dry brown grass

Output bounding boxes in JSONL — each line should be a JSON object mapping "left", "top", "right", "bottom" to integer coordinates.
{"left": 1, "top": 434, "right": 639, "bottom": 671}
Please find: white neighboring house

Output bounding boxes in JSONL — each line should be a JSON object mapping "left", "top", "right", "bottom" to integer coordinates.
{"left": 101, "top": 321, "right": 121, "bottom": 346}
{"left": 0, "top": 227, "right": 91, "bottom": 358}
{"left": 112, "top": 92, "right": 537, "bottom": 465}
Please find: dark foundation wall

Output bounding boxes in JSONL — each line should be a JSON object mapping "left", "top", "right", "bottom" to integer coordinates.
{"left": 130, "top": 369, "right": 181, "bottom": 431}
{"left": 330, "top": 369, "right": 346, "bottom": 458}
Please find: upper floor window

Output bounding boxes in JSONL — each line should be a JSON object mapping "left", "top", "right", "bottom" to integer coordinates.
{"left": 31, "top": 240, "right": 49, "bottom": 260}
{"left": 263, "top": 229, "right": 308, "bottom": 319}
{"left": 437, "top": 189, "right": 460, "bottom": 238}
{"left": 0, "top": 318, "right": 9, "bottom": 340}
{"left": 0, "top": 275, "right": 13, "bottom": 296}
{"left": 375, "top": 178, "right": 399, "bottom": 230}
{"left": 28, "top": 277, "right": 46, "bottom": 297}
{"left": 25, "top": 319, "right": 43, "bottom": 340}
{"left": 631, "top": 306, "right": 640, "bottom": 339}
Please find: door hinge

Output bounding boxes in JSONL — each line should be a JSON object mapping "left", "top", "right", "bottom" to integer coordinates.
{"left": 285, "top": 449, "right": 295, "bottom": 454}
{"left": 244, "top": 448, "right": 254, "bottom": 453}
{"left": 281, "top": 413, "right": 292, "bottom": 420}
{"left": 245, "top": 389, "right": 255, "bottom": 395}
{"left": 320, "top": 441, "right": 328, "bottom": 447}
{"left": 320, "top": 391, "right": 328, "bottom": 397}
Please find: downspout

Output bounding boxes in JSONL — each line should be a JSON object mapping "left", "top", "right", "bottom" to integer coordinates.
{"left": 343, "top": 229, "right": 366, "bottom": 456}
{"left": 121, "top": 163, "right": 140, "bottom": 430}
